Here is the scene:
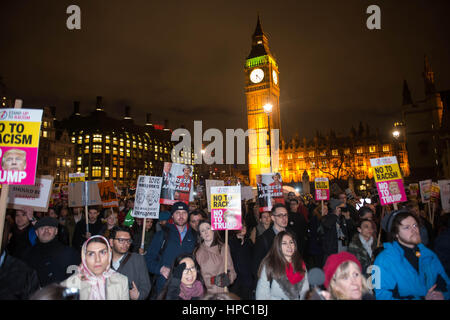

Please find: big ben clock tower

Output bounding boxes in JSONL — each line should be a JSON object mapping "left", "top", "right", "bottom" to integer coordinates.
{"left": 245, "top": 15, "right": 281, "bottom": 186}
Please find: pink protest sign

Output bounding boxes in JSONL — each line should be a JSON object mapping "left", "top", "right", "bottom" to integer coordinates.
{"left": 0, "top": 108, "right": 42, "bottom": 185}
{"left": 210, "top": 186, "right": 241, "bottom": 231}
{"left": 370, "top": 156, "right": 407, "bottom": 206}
{"left": 314, "top": 177, "right": 330, "bottom": 201}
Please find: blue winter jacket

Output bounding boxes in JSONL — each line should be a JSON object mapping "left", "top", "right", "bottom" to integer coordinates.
{"left": 374, "top": 241, "right": 450, "bottom": 300}
{"left": 145, "top": 223, "right": 197, "bottom": 294}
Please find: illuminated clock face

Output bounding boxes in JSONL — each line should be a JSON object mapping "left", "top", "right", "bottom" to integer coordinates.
{"left": 250, "top": 68, "right": 264, "bottom": 84}
{"left": 272, "top": 70, "right": 278, "bottom": 85}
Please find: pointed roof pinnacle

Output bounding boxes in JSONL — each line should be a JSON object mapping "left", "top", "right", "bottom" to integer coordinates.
{"left": 253, "top": 13, "right": 264, "bottom": 37}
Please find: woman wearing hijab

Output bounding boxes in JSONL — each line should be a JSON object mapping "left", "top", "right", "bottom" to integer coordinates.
{"left": 61, "top": 235, "right": 129, "bottom": 300}
{"left": 255, "top": 231, "right": 309, "bottom": 300}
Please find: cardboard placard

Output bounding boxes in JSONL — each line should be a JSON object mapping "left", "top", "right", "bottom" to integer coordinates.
{"left": 211, "top": 186, "right": 241, "bottom": 230}
{"left": 419, "top": 179, "right": 432, "bottom": 203}
{"left": 133, "top": 176, "right": 162, "bottom": 218}
{"left": 7, "top": 175, "right": 53, "bottom": 212}
{"left": 314, "top": 177, "right": 330, "bottom": 201}
{"left": 68, "top": 180, "right": 102, "bottom": 207}
{"left": 370, "top": 156, "right": 407, "bottom": 205}
{"left": 69, "top": 172, "right": 85, "bottom": 183}
{"left": 97, "top": 180, "right": 119, "bottom": 208}
{"left": 438, "top": 180, "right": 450, "bottom": 213}
{"left": 0, "top": 109, "right": 43, "bottom": 185}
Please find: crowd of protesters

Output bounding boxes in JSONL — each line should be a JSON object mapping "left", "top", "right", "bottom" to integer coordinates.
{"left": 0, "top": 184, "right": 449, "bottom": 300}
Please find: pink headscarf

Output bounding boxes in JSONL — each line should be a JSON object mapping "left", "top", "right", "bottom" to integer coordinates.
{"left": 78, "top": 235, "right": 116, "bottom": 300}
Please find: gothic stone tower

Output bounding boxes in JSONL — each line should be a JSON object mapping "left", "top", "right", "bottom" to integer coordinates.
{"left": 245, "top": 16, "right": 281, "bottom": 186}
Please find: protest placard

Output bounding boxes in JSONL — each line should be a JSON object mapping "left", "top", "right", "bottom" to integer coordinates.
{"left": 409, "top": 183, "right": 419, "bottom": 198}
{"left": 69, "top": 172, "right": 85, "bottom": 183}
{"left": 133, "top": 176, "right": 162, "bottom": 219}
{"left": 314, "top": 177, "right": 330, "bottom": 201}
{"left": 419, "top": 179, "right": 432, "bottom": 203}
{"left": 206, "top": 179, "right": 224, "bottom": 212}
{"left": 210, "top": 186, "right": 241, "bottom": 231}
{"left": 7, "top": 175, "right": 53, "bottom": 212}
{"left": 431, "top": 182, "right": 440, "bottom": 202}
{"left": 256, "top": 172, "right": 284, "bottom": 212}
{"left": 97, "top": 180, "right": 119, "bottom": 208}
{"left": 160, "top": 162, "right": 194, "bottom": 205}
{"left": 370, "top": 156, "right": 407, "bottom": 206}
{"left": 438, "top": 180, "right": 450, "bottom": 213}
{"left": 0, "top": 108, "right": 43, "bottom": 185}
{"left": 241, "top": 186, "right": 254, "bottom": 201}
{"left": 68, "top": 180, "right": 102, "bottom": 207}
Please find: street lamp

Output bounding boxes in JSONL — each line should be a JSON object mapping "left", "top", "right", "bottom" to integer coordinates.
{"left": 263, "top": 103, "right": 273, "bottom": 173}
{"left": 392, "top": 130, "right": 400, "bottom": 139}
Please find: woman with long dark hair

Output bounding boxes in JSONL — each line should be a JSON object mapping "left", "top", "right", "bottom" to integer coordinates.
{"left": 256, "top": 231, "right": 309, "bottom": 300}
{"left": 158, "top": 253, "right": 206, "bottom": 300}
{"left": 194, "top": 220, "right": 237, "bottom": 294}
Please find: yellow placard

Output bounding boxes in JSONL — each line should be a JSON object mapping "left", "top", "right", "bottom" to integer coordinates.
{"left": 0, "top": 121, "right": 42, "bottom": 148}
{"left": 372, "top": 163, "right": 402, "bottom": 183}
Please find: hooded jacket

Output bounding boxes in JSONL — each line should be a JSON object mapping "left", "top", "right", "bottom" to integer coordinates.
{"left": 374, "top": 241, "right": 450, "bottom": 300}
{"left": 145, "top": 223, "right": 197, "bottom": 295}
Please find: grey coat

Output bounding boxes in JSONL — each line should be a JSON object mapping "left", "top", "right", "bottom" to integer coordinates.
{"left": 255, "top": 265, "right": 309, "bottom": 300}
{"left": 114, "top": 252, "right": 151, "bottom": 300}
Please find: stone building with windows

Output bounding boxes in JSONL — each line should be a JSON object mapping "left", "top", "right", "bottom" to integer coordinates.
{"left": 278, "top": 124, "right": 410, "bottom": 190}
{"left": 36, "top": 106, "right": 75, "bottom": 184}
{"left": 57, "top": 97, "right": 195, "bottom": 187}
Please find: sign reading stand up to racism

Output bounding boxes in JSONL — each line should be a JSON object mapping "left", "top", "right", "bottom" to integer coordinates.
{"left": 370, "top": 156, "right": 407, "bottom": 206}
{"left": 0, "top": 109, "right": 43, "bottom": 185}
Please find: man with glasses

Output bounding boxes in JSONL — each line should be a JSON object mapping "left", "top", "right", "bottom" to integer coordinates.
{"left": 374, "top": 211, "right": 450, "bottom": 300}
{"left": 252, "top": 204, "right": 294, "bottom": 277}
{"left": 109, "top": 226, "right": 151, "bottom": 300}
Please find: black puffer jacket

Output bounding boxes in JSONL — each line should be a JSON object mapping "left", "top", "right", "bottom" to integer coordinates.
{"left": 0, "top": 252, "right": 40, "bottom": 300}
{"left": 320, "top": 213, "right": 354, "bottom": 259}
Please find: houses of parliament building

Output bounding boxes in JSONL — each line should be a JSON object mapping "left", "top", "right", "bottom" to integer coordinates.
{"left": 244, "top": 16, "right": 450, "bottom": 189}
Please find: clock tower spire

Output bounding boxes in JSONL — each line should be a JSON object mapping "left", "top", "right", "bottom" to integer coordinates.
{"left": 245, "top": 15, "right": 281, "bottom": 185}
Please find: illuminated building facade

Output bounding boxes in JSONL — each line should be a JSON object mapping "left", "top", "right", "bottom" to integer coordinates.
{"left": 58, "top": 97, "right": 196, "bottom": 187}
{"left": 37, "top": 106, "right": 75, "bottom": 184}
{"left": 245, "top": 18, "right": 410, "bottom": 187}
{"left": 278, "top": 125, "right": 410, "bottom": 188}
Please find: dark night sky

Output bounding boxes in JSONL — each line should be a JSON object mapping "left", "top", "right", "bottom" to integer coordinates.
{"left": 1, "top": 0, "right": 449, "bottom": 140}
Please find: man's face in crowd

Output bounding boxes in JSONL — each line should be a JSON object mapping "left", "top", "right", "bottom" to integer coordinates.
{"left": 256, "top": 175, "right": 262, "bottom": 184}
{"left": 145, "top": 218, "right": 153, "bottom": 231}
{"left": 260, "top": 212, "right": 271, "bottom": 227}
{"left": 339, "top": 194, "right": 347, "bottom": 204}
{"left": 36, "top": 226, "right": 58, "bottom": 243}
{"left": 287, "top": 192, "right": 295, "bottom": 200}
{"left": 15, "top": 210, "right": 29, "bottom": 229}
{"left": 163, "top": 162, "right": 172, "bottom": 173}
{"left": 289, "top": 201, "right": 299, "bottom": 213}
{"left": 396, "top": 216, "right": 421, "bottom": 246}
{"left": 88, "top": 209, "right": 99, "bottom": 223}
{"left": 47, "top": 209, "right": 58, "bottom": 219}
{"left": 173, "top": 210, "right": 188, "bottom": 227}
{"left": 110, "top": 231, "right": 131, "bottom": 255}
{"left": 189, "top": 214, "right": 202, "bottom": 231}
{"left": 2, "top": 151, "right": 26, "bottom": 171}
{"left": 271, "top": 207, "right": 288, "bottom": 229}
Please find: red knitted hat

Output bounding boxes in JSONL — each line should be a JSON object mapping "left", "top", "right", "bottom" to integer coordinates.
{"left": 323, "top": 252, "right": 362, "bottom": 289}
